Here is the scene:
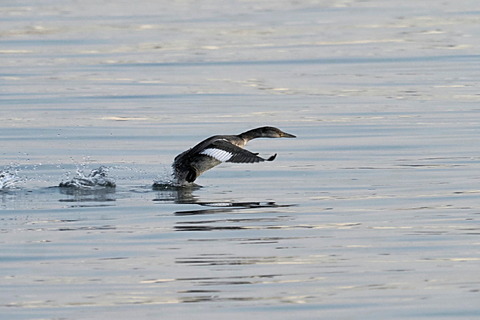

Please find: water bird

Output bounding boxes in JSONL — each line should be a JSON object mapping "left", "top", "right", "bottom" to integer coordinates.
{"left": 172, "top": 126, "right": 296, "bottom": 185}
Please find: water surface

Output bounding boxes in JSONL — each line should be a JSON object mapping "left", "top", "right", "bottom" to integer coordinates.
{"left": 1, "top": 0, "right": 480, "bottom": 319}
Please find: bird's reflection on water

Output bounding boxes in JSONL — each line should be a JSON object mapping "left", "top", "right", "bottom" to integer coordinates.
{"left": 152, "top": 181, "right": 200, "bottom": 204}
{"left": 151, "top": 183, "right": 302, "bottom": 304}
{"left": 153, "top": 183, "right": 295, "bottom": 215}
{"left": 152, "top": 183, "right": 296, "bottom": 233}
{"left": 56, "top": 182, "right": 296, "bottom": 233}
{"left": 55, "top": 181, "right": 296, "bottom": 220}
{"left": 174, "top": 201, "right": 293, "bottom": 216}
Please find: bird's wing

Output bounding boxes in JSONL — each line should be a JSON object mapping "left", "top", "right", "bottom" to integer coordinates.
{"left": 199, "top": 139, "right": 276, "bottom": 164}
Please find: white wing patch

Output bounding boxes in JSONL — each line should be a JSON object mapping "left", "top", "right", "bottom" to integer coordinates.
{"left": 200, "top": 148, "right": 233, "bottom": 162}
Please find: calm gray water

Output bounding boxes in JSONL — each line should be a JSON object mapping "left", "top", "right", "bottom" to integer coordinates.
{"left": 1, "top": 1, "right": 480, "bottom": 319}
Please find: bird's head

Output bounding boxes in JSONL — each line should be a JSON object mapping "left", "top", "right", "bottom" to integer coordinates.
{"left": 258, "top": 126, "right": 296, "bottom": 138}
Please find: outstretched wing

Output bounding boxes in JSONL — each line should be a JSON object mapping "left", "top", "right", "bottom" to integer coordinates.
{"left": 199, "top": 140, "right": 276, "bottom": 164}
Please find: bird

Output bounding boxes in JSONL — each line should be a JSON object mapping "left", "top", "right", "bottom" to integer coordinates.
{"left": 172, "top": 126, "right": 296, "bottom": 185}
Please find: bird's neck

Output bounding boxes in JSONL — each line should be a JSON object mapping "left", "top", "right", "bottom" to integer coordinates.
{"left": 238, "top": 129, "right": 264, "bottom": 142}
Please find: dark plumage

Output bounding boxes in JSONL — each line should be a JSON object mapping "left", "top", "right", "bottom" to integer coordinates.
{"left": 172, "top": 126, "right": 296, "bottom": 185}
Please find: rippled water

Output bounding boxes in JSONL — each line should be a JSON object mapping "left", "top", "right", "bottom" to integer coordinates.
{"left": 1, "top": 1, "right": 480, "bottom": 319}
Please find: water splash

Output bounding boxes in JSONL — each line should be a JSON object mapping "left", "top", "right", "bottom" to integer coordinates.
{"left": 59, "top": 166, "right": 116, "bottom": 190}
{"left": 152, "top": 165, "right": 181, "bottom": 189}
{"left": 0, "top": 170, "right": 19, "bottom": 190}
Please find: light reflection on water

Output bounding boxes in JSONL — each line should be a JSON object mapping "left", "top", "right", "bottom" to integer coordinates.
{"left": 2, "top": 145, "right": 480, "bottom": 320}
{"left": 1, "top": 173, "right": 480, "bottom": 318}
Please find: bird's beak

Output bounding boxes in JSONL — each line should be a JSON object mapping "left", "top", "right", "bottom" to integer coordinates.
{"left": 281, "top": 131, "right": 296, "bottom": 138}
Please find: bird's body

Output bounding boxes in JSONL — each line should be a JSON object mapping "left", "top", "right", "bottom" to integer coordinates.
{"left": 172, "top": 126, "right": 295, "bottom": 185}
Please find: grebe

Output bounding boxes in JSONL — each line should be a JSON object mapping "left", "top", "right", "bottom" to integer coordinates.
{"left": 172, "top": 126, "right": 296, "bottom": 185}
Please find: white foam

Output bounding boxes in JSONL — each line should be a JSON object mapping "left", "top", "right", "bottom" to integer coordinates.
{"left": 0, "top": 171, "right": 19, "bottom": 190}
